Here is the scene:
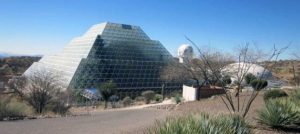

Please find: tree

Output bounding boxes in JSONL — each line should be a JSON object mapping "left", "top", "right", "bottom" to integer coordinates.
{"left": 8, "top": 69, "right": 66, "bottom": 114}
{"left": 161, "top": 48, "right": 233, "bottom": 90}
{"left": 162, "top": 36, "right": 288, "bottom": 118}
{"left": 25, "top": 69, "right": 64, "bottom": 114}
{"left": 7, "top": 76, "right": 27, "bottom": 97}
{"left": 97, "top": 80, "right": 117, "bottom": 109}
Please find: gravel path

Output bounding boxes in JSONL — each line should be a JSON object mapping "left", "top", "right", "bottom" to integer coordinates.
{"left": 0, "top": 109, "right": 169, "bottom": 134}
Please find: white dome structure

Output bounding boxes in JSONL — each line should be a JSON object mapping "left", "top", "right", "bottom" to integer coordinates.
{"left": 222, "top": 62, "right": 272, "bottom": 81}
{"left": 178, "top": 44, "right": 193, "bottom": 63}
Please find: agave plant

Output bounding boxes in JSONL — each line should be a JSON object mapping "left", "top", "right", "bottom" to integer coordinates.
{"left": 291, "top": 89, "right": 300, "bottom": 101}
{"left": 148, "top": 114, "right": 252, "bottom": 134}
{"left": 257, "top": 98, "right": 300, "bottom": 128}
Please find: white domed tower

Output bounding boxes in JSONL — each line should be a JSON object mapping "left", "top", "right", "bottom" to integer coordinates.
{"left": 178, "top": 44, "right": 193, "bottom": 63}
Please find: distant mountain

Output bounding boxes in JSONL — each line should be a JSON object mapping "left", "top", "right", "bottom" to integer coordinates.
{"left": 0, "top": 52, "right": 13, "bottom": 58}
{"left": 0, "top": 56, "right": 41, "bottom": 83}
{"left": 0, "top": 51, "right": 42, "bottom": 58}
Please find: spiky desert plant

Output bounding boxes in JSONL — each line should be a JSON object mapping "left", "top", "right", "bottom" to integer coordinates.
{"left": 291, "top": 89, "right": 300, "bottom": 101}
{"left": 257, "top": 98, "right": 300, "bottom": 128}
{"left": 148, "top": 114, "right": 252, "bottom": 134}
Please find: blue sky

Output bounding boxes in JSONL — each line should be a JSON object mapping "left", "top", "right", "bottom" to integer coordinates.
{"left": 0, "top": 0, "right": 299, "bottom": 59}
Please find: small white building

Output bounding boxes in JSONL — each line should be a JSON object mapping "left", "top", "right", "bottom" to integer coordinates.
{"left": 182, "top": 84, "right": 198, "bottom": 101}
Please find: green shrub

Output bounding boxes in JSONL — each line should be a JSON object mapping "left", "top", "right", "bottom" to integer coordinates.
{"left": 47, "top": 101, "right": 71, "bottom": 115}
{"left": 222, "top": 75, "right": 232, "bottom": 85}
{"left": 173, "top": 94, "right": 181, "bottom": 104}
{"left": 291, "top": 89, "right": 300, "bottom": 101}
{"left": 170, "top": 90, "right": 181, "bottom": 98}
{"left": 122, "top": 96, "right": 132, "bottom": 107}
{"left": 0, "top": 99, "right": 31, "bottom": 120}
{"left": 263, "top": 89, "right": 288, "bottom": 101}
{"left": 257, "top": 98, "right": 300, "bottom": 128}
{"left": 135, "top": 96, "right": 145, "bottom": 102}
{"left": 250, "top": 79, "right": 268, "bottom": 91}
{"left": 142, "top": 90, "right": 155, "bottom": 104}
{"left": 154, "top": 94, "right": 163, "bottom": 102}
{"left": 245, "top": 73, "right": 257, "bottom": 85}
{"left": 148, "top": 114, "right": 252, "bottom": 134}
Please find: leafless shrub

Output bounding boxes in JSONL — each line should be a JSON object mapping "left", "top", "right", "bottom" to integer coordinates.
{"left": 7, "top": 68, "right": 69, "bottom": 114}
{"left": 186, "top": 38, "right": 288, "bottom": 117}
{"left": 161, "top": 36, "right": 288, "bottom": 117}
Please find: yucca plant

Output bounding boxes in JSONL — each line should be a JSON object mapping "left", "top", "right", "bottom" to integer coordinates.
{"left": 291, "top": 89, "right": 300, "bottom": 101}
{"left": 290, "top": 90, "right": 300, "bottom": 126}
{"left": 257, "top": 98, "right": 300, "bottom": 129}
{"left": 147, "top": 114, "right": 252, "bottom": 134}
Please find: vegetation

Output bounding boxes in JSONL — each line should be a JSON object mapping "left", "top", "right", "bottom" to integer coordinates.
{"left": 6, "top": 69, "right": 73, "bottom": 115}
{"left": 250, "top": 79, "right": 268, "bottom": 91}
{"left": 0, "top": 97, "right": 32, "bottom": 120}
{"left": 173, "top": 94, "right": 182, "bottom": 104}
{"left": 154, "top": 94, "right": 163, "bottom": 102}
{"left": 134, "top": 96, "right": 145, "bottom": 102}
{"left": 7, "top": 69, "right": 66, "bottom": 114}
{"left": 47, "top": 91, "right": 72, "bottom": 115}
{"left": 97, "top": 80, "right": 117, "bottom": 109}
{"left": 263, "top": 60, "right": 300, "bottom": 85}
{"left": 122, "top": 96, "right": 132, "bottom": 107}
{"left": 0, "top": 56, "right": 40, "bottom": 83}
{"left": 142, "top": 90, "right": 155, "bottom": 104}
{"left": 222, "top": 75, "right": 232, "bottom": 85}
{"left": 257, "top": 98, "right": 300, "bottom": 129}
{"left": 291, "top": 89, "right": 300, "bottom": 100}
{"left": 148, "top": 114, "right": 252, "bottom": 134}
{"left": 263, "top": 89, "right": 288, "bottom": 101}
{"left": 245, "top": 73, "right": 257, "bottom": 85}
{"left": 161, "top": 40, "right": 287, "bottom": 117}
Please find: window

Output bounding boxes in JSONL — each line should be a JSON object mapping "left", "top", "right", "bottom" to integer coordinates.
{"left": 121, "top": 24, "right": 132, "bottom": 30}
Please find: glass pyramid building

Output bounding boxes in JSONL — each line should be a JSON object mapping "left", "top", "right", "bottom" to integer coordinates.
{"left": 25, "top": 22, "right": 180, "bottom": 97}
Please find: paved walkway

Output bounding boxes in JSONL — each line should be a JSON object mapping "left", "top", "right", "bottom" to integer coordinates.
{"left": 0, "top": 109, "right": 169, "bottom": 134}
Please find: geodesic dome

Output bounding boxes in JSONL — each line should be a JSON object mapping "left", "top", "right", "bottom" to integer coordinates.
{"left": 178, "top": 44, "right": 193, "bottom": 58}
{"left": 178, "top": 44, "right": 193, "bottom": 63}
{"left": 222, "top": 62, "right": 273, "bottom": 81}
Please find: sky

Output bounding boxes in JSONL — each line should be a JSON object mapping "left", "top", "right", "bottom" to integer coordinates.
{"left": 0, "top": 0, "right": 299, "bottom": 59}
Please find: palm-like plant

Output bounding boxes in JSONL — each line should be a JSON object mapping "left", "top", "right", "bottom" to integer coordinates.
{"left": 97, "top": 80, "right": 117, "bottom": 109}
